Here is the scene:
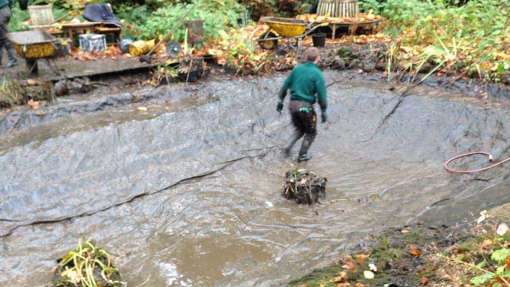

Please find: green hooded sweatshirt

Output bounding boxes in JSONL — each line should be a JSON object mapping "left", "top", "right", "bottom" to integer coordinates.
{"left": 279, "top": 62, "right": 328, "bottom": 111}
{"left": 0, "top": 0, "right": 12, "bottom": 9}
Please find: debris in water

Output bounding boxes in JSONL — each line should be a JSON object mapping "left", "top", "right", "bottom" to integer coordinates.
{"left": 52, "top": 239, "right": 126, "bottom": 287}
{"left": 282, "top": 168, "right": 327, "bottom": 205}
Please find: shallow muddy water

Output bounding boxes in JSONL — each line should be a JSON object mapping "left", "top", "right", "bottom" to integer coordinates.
{"left": 1, "top": 71, "right": 510, "bottom": 286}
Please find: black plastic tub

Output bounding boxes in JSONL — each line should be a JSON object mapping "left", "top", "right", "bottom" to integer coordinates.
{"left": 312, "top": 33, "right": 326, "bottom": 48}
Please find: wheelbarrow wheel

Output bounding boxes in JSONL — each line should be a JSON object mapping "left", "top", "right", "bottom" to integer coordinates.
{"left": 258, "top": 32, "right": 278, "bottom": 50}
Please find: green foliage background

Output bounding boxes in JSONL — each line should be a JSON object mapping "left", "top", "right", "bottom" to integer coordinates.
{"left": 7, "top": 0, "right": 510, "bottom": 81}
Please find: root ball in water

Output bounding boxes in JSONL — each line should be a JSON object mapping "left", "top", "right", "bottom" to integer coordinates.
{"left": 282, "top": 169, "right": 327, "bottom": 205}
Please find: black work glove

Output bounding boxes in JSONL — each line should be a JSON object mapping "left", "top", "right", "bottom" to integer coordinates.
{"left": 321, "top": 111, "right": 328, "bottom": 123}
{"left": 276, "top": 101, "right": 284, "bottom": 113}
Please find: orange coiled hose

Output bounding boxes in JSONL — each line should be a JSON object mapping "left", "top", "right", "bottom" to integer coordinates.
{"left": 444, "top": 152, "right": 510, "bottom": 174}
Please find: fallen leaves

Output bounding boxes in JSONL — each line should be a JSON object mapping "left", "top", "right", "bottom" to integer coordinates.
{"left": 408, "top": 244, "right": 422, "bottom": 257}
{"left": 293, "top": 223, "right": 510, "bottom": 287}
{"left": 355, "top": 254, "right": 369, "bottom": 265}
{"left": 481, "top": 239, "right": 494, "bottom": 251}
{"left": 72, "top": 46, "right": 125, "bottom": 61}
{"left": 420, "top": 276, "right": 429, "bottom": 285}
{"left": 27, "top": 99, "right": 40, "bottom": 110}
{"left": 341, "top": 256, "right": 357, "bottom": 272}
{"left": 332, "top": 271, "right": 348, "bottom": 283}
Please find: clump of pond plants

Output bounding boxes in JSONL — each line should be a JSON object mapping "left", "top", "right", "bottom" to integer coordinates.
{"left": 52, "top": 239, "right": 126, "bottom": 287}
{"left": 282, "top": 168, "right": 327, "bottom": 205}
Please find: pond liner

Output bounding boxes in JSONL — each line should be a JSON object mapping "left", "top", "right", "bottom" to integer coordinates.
{"left": 2, "top": 71, "right": 510, "bottom": 286}
{"left": 0, "top": 152, "right": 271, "bottom": 238}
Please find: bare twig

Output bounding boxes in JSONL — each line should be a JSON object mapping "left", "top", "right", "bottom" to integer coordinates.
{"left": 327, "top": 79, "right": 343, "bottom": 88}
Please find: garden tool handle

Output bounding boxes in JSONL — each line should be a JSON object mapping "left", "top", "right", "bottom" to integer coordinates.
{"left": 144, "top": 32, "right": 173, "bottom": 57}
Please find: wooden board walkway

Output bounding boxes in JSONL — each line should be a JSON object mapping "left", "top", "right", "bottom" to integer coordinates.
{"left": 0, "top": 56, "right": 160, "bottom": 82}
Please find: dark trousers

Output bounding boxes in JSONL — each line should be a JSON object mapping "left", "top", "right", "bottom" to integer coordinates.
{"left": 0, "top": 6, "right": 16, "bottom": 63}
{"left": 286, "top": 100, "right": 317, "bottom": 156}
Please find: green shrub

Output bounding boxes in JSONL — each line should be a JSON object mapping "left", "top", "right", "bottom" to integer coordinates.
{"left": 8, "top": 5, "right": 30, "bottom": 31}
{"left": 360, "top": 0, "right": 510, "bottom": 81}
{"left": 140, "top": 0, "right": 246, "bottom": 41}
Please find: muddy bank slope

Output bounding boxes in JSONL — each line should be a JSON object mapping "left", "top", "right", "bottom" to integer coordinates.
{"left": 1, "top": 71, "right": 510, "bottom": 286}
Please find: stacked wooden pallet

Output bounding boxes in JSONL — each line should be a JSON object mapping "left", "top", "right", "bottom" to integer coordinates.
{"left": 317, "top": 0, "right": 359, "bottom": 18}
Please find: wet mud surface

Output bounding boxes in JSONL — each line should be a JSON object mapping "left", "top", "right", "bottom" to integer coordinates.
{"left": 1, "top": 71, "right": 510, "bottom": 286}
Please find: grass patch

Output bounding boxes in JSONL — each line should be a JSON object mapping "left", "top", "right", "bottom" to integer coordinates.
{"left": 288, "top": 223, "right": 510, "bottom": 287}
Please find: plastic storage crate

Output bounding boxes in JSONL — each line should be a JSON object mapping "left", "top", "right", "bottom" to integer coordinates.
{"left": 79, "top": 34, "right": 107, "bottom": 53}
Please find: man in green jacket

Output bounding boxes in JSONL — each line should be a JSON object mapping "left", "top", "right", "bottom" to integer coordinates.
{"left": 277, "top": 47, "right": 327, "bottom": 162}
{"left": 0, "top": 0, "right": 17, "bottom": 68}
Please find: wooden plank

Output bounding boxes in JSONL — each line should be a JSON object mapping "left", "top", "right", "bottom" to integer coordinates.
{"left": 47, "top": 57, "right": 160, "bottom": 81}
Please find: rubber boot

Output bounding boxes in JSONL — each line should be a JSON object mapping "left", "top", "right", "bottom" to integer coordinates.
{"left": 297, "top": 133, "right": 316, "bottom": 162}
{"left": 6, "top": 47, "right": 17, "bottom": 68}
{"left": 284, "top": 131, "right": 304, "bottom": 157}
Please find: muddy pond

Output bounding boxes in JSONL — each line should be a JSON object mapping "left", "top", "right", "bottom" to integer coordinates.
{"left": 1, "top": 71, "right": 510, "bottom": 286}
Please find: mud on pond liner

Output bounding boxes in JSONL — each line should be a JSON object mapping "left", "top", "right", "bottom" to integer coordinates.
{"left": 2, "top": 72, "right": 510, "bottom": 287}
